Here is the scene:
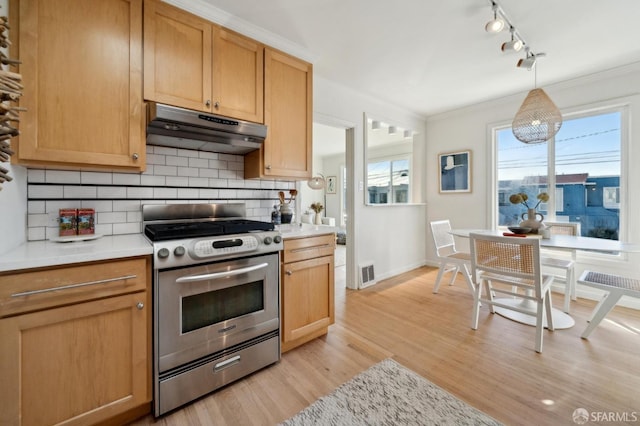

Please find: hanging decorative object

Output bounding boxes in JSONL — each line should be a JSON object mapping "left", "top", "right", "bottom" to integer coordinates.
{"left": 0, "top": 11, "right": 25, "bottom": 190}
{"left": 512, "top": 88, "right": 562, "bottom": 144}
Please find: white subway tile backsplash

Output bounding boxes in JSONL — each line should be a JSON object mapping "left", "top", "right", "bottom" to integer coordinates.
{"left": 28, "top": 227, "right": 46, "bottom": 241}
{"left": 127, "top": 187, "right": 154, "bottom": 199}
{"left": 27, "top": 169, "right": 45, "bottom": 183}
{"left": 64, "top": 186, "right": 97, "bottom": 199}
{"left": 198, "top": 151, "right": 218, "bottom": 160}
{"left": 81, "top": 200, "right": 113, "bottom": 212}
{"left": 113, "top": 172, "right": 142, "bottom": 186}
{"left": 178, "top": 167, "right": 199, "bottom": 177}
{"left": 113, "top": 222, "right": 142, "bottom": 235}
{"left": 26, "top": 147, "right": 294, "bottom": 240}
{"left": 113, "top": 200, "right": 142, "bottom": 211}
{"left": 29, "top": 185, "right": 64, "bottom": 199}
{"left": 27, "top": 201, "right": 46, "bottom": 214}
{"left": 146, "top": 154, "right": 166, "bottom": 165}
{"left": 189, "top": 157, "right": 209, "bottom": 168}
{"left": 178, "top": 188, "right": 199, "bottom": 199}
{"left": 154, "top": 187, "right": 177, "bottom": 199}
{"left": 153, "top": 146, "right": 178, "bottom": 156}
{"left": 166, "top": 176, "right": 190, "bottom": 187}
{"left": 98, "top": 186, "right": 127, "bottom": 199}
{"left": 208, "top": 178, "right": 228, "bottom": 187}
{"left": 98, "top": 211, "right": 127, "bottom": 224}
{"left": 28, "top": 214, "right": 49, "bottom": 227}
{"left": 199, "top": 188, "right": 219, "bottom": 198}
{"left": 46, "top": 170, "right": 81, "bottom": 184}
{"left": 199, "top": 168, "right": 219, "bottom": 178}
{"left": 141, "top": 175, "right": 166, "bottom": 186}
{"left": 81, "top": 172, "right": 112, "bottom": 185}
{"left": 188, "top": 177, "right": 209, "bottom": 187}
{"left": 154, "top": 165, "right": 178, "bottom": 176}
{"left": 166, "top": 155, "right": 189, "bottom": 167}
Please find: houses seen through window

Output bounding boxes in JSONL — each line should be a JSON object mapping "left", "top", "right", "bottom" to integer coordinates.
{"left": 496, "top": 110, "right": 622, "bottom": 240}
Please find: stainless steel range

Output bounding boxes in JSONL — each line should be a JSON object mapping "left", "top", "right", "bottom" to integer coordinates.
{"left": 143, "top": 203, "right": 283, "bottom": 416}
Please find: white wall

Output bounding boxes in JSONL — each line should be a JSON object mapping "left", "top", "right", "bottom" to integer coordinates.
{"left": 314, "top": 76, "right": 428, "bottom": 287}
{"left": 426, "top": 62, "right": 640, "bottom": 305}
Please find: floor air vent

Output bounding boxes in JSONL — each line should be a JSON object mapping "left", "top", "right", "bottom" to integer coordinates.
{"left": 359, "top": 262, "right": 376, "bottom": 288}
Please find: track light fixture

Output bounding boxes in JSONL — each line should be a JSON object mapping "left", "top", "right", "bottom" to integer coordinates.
{"left": 371, "top": 120, "right": 381, "bottom": 130}
{"left": 485, "top": 2, "right": 505, "bottom": 33}
{"left": 483, "top": 1, "right": 563, "bottom": 143}
{"left": 501, "top": 26, "right": 523, "bottom": 52}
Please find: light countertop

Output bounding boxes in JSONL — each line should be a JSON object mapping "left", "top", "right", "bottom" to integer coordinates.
{"left": 0, "top": 234, "right": 153, "bottom": 273}
{"left": 276, "top": 223, "right": 340, "bottom": 239}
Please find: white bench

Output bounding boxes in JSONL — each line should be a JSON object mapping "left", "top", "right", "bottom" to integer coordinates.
{"left": 578, "top": 270, "right": 640, "bottom": 339}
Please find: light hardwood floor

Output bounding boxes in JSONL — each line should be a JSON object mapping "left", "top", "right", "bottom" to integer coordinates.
{"left": 132, "top": 265, "right": 640, "bottom": 425}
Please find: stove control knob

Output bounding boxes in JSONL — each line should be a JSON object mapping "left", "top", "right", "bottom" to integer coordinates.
{"left": 263, "top": 236, "right": 273, "bottom": 245}
{"left": 273, "top": 235, "right": 282, "bottom": 244}
{"left": 158, "top": 248, "right": 170, "bottom": 259}
{"left": 174, "top": 246, "right": 186, "bottom": 257}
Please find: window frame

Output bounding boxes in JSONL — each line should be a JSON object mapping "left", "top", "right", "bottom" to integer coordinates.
{"left": 488, "top": 101, "right": 629, "bottom": 244}
{"left": 366, "top": 153, "right": 412, "bottom": 205}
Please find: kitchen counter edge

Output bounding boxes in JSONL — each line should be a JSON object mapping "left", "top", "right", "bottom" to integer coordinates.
{"left": 0, "top": 234, "right": 153, "bottom": 273}
{"left": 276, "top": 224, "right": 340, "bottom": 240}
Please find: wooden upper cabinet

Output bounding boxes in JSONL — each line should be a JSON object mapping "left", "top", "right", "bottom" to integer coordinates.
{"left": 143, "top": 0, "right": 212, "bottom": 112}
{"left": 144, "top": 0, "right": 264, "bottom": 123}
{"left": 245, "top": 48, "right": 312, "bottom": 179}
{"left": 11, "top": 0, "right": 145, "bottom": 171}
{"left": 213, "top": 28, "right": 264, "bottom": 123}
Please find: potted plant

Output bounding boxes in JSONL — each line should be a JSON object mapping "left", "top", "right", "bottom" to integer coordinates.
{"left": 310, "top": 202, "right": 324, "bottom": 225}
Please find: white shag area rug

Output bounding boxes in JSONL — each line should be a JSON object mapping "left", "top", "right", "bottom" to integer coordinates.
{"left": 280, "top": 358, "right": 502, "bottom": 426}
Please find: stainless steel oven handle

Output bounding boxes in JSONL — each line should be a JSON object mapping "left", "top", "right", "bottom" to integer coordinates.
{"left": 175, "top": 262, "right": 269, "bottom": 283}
{"left": 11, "top": 274, "right": 138, "bottom": 297}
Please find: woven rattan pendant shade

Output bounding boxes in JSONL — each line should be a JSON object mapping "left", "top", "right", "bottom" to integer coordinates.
{"left": 512, "top": 88, "right": 562, "bottom": 144}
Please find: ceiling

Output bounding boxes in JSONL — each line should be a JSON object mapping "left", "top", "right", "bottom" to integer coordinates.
{"left": 198, "top": 0, "right": 640, "bottom": 117}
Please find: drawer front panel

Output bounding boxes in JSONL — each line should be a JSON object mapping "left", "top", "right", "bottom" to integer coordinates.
{"left": 0, "top": 257, "right": 149, "bottom": 318}
{"left": 283, "top": 234, "right": 335, "bottom": 263}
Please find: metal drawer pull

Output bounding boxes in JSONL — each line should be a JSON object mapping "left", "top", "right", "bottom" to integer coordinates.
{"left": 11, "top": 274, "right": 138, "bottom": 298}
{"left": 214, "top": 355, "right": 241, "bottom": 373}
{"left": 176, "top": 263, "right": 268, "bottom": 283}
{"left": 290, "top": 244, "right": 332, "bottom": 253}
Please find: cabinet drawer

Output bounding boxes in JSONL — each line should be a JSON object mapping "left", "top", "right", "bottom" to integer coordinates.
{"left": 282, "top": 234, "right": 335, "bottom": 263}
{"left": 0, "top": 257, "right": 149, "bottom": 318}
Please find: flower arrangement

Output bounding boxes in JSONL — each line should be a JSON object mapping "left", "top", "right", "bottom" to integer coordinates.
{"left": 310, "top": 202, "right": 324, "bottom": 213}
{"left": 278, "top": 189, "right": 297, "bottom": 205}
{"left": 509, "top": 192, "right": 549, "bottom": 210}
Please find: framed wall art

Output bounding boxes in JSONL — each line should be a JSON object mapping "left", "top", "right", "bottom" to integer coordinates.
{"left": 438, "top": 150, "right": 471, "bottom": 193}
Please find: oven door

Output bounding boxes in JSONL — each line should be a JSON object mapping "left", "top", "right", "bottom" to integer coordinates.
{"left": 156, "top": 252, "right": 279, "bottom": 373}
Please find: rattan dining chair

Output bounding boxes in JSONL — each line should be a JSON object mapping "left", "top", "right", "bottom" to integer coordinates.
{"left": 430, "top": 220, "right": 474, "bottom": 295}
{"left": 469, "top": 233, "right": 555, "bottom": 353}
{"left": 541, "top": 221, "right": 581, "bottom": 313}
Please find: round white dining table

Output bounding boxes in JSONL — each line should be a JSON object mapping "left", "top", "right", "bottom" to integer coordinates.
{"left": 449, "top": 229, "right": 640, "bottom": 329}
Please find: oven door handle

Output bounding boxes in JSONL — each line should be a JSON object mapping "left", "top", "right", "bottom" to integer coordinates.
{"left": 175, "top": 262, "right": 269, "bottom": 283}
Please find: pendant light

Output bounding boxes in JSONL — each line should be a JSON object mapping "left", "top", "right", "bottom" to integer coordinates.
{"left": 512, "top": 65, "right": 562, "bottom": 144}
{"left": 307, "top": 174, "right": 325, "bottom": 190}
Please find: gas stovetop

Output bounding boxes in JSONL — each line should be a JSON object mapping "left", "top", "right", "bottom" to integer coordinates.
{"left": 145, "top": 219, "right": 275, "bottom": 242}
{"left": 142, "top": 203, "right": 282, "bottom": 268}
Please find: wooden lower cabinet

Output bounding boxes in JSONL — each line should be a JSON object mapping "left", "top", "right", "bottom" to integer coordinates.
{"left": 281, "top": 234, "right": 335, "bottom": 353}
{"left": 0, "top": 257, "right": 151, "bottom": 426}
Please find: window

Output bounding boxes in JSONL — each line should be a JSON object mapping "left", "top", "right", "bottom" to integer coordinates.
{"left": 495, "top": 109, "right": 623, "bottom": 240}
{"left": 367, "top": 156, "right": 411, "bottom": 204}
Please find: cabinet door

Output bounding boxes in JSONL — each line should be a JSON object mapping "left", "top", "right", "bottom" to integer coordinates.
{"left": 12, "top": 0, "right": 145, "bottom": 171}
{"left": 245, "top": 48, "right": 312, "bottom": 179}
{"left": 143, "top": 0, "right": 213, "bottom": 112}
{"left": 213, "top": 28, "right": 264, "bottom": 123}
{"left": 281, "top": 255, "right": 334, "bottom": 345}
{"left": 0, "top": 292, "right": 149, "bottom": 426}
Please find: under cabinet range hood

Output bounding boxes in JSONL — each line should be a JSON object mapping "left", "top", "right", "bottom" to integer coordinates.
{"left": 146, "top": 103, "right": 267, "bottom": 155}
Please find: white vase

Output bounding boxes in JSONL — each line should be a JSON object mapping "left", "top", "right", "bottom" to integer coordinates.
{"left": 314, "top": 211, "right": 323, "bottom": 225}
